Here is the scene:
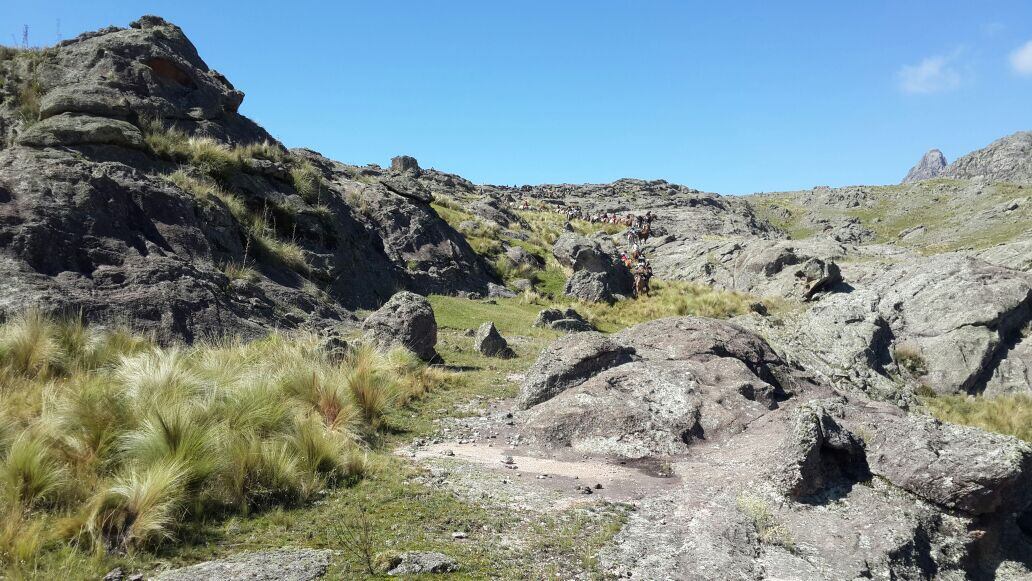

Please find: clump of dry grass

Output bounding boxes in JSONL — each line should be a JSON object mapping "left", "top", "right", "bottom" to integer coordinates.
{"left": 290, "top": 160, "right": 323, "bottom": 203}
{"left": 163, "top": 171, "right": 309, "bottom": 273}
{"left": 736, "top": 493, "right": 795, "bottom": 552}
{"left": 924, "top": 394, "right": 1032, "bottom": 442}
{"left": 577, "top": 279, "right": 758, "bottom": 331}
{"left": 0, "top": 312, "right": 447, "bottom": 565}
{"left": 893, "top": 341, "right": 928, "bottom": 376}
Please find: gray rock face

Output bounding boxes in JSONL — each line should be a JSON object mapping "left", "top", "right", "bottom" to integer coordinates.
{"left": 552, "top": 233, "right": 632, "bottom": 302}
{"left": 387, "top": 551, "right": 459, "bottom": 575}
{"left": 16, "top": 113, "right": 146, "bottom": 149}
{"left": 517, "top": 332, "right": 635, "bottom": 410}
{"left": 362, "top": 291, "right": 438, "bottom": 361}
{"left": 486, "top": 282, "right": 516, "bottom": 298}
{"left": 902, "top": 149, "right": 947, "bottom": 183}
{"left": 474, "top": 321, "right": 515, "bottom": 358}
{"left": 650, "top": 238, "right": 848, "bottom": 300}
{"left": 976, "top": 239, "right": 1032, "bottom": 273}
{"left": 792, "top": 254, "right": 1032, "bottom": 396}
{"left": 504, "top": 245, "right": 543, "bottom": 269}
{"left": 0, "top": 18, "right": 494, "bottom": 341}
{"left": 563, "top": 270, "right": 618, "bottom": 303}
{"left": 153, "top": 549, "right": 332, "bottom": 581}
{"left": 777, "top": 402, "right": 869, "bottom": 499}
{"left": 520, "top": 317, "right": 798, "bottom": 457}
{"left": 856, "top": 402, "right": 1032, "bottom": 515}
{"left": 518, "top": 317, "right": 1032, "bottom": 579}
{"left": 522, "top": 361, "right": 706, "bottom": 458}
{"left": 984, "top": 331, "right": 1032, "bottom": 396}
{"left": 534, "top": 308, "right": 595, "bottom": 332}
{"left": 944, "top": 131, "right": 1032, "bottom": 184}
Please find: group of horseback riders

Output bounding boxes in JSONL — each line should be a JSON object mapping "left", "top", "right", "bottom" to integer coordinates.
{"left": 549, "top": 203, "right": 657, "bottom": 298}
{"left": 510, "top": 198, "right": 658, "bottom": 298}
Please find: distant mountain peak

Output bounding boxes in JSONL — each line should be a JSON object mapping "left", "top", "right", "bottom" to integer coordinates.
{"left": 902, "top": 149, "right": 947, "bottom": 183}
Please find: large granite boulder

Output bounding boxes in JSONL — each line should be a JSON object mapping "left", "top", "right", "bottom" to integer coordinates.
{"left": 648, "top": 238, "right": 847, "bottom": 300}
{"left": 517, "top": 332, "right": 635, "bottom": 410}
{"left": 362, "top": 291, "right": 438, "bottom": 361}
{"left": 552, "top": 233, "right": 632, "bottom": 302}
{"left": 534, "top": 307, "right": 594, "bottom": 332}
{"left": 520, "top": 317, "right": 798, "bottom": 458}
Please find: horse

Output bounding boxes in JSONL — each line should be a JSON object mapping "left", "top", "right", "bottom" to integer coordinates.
{"left": 633, "top": 272, "right": 650, "bottom": 297}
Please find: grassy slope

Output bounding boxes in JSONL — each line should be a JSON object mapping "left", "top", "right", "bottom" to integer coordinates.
{"left": 751, "top": 179, "right": 1032, "bottom": 252}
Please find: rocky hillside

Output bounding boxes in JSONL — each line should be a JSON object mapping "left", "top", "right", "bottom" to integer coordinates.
{"left": 0, "top": 16, "right": 493, "bottom": 341}
{"left": 901, "top": 132, "right": 1032, "bottom": 185}
{"left": 945, "top": 131, "right": 1032, "bottom": 184}
{"left": 1, "top": 15, "right": 1031, "bottom": 581}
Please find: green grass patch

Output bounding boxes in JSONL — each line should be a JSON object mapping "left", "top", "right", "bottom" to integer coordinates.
{"left": 577, "top": 279, "right": 759, "bottom": 332}
{"left": 923, "top": 394, "right": 1032, "bottom": 442}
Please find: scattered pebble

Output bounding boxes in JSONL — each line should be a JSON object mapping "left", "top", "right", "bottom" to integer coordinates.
{"left": 451, "top": 531, "right": 468, "bottom": 539}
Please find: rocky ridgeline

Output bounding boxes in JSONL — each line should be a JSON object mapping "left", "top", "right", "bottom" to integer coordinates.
{"left": 0, "top": 16, "right": 492, "bottom": 341}
{"left": 903, "top": 133, "right": 1032, "bottom": 185}
{"left": 943, "top": 131, "right": 1032, "bottom": 184}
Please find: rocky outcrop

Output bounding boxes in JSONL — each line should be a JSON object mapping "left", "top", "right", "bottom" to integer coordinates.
{"left": 650, "top": 238, "right": 847, "bottom": 300}
{"left": 517, "top": 317, "right": 1032, "bottom": 579}
{"left": 153, "top": 549, "right": 332, "bottom": 581}
{"left": 362, "top": 291, "right": 438, "bottom": 361}
{"left": 944, "top": 131, "right": 1032, "bottom": 184}
{"left": 902, "top": 148, "right": 947, "bottom": 183}
{"left": 387, "top": 551, "right": 459, "bottom": 575}
{"left": 790, "top": 254, "right": 1032, "bottom": 396}
{"left": 534, "top": 307, "right": 594, "bottom": 332}
{"left": 984, "top": 331, "right": 1032, "bottom": 396}
{"left": 0, "top": 17, "right": 493, "bottom": 341}
{"left": 516, "top": 332, "right": 635, "bottom": 410}
{"left": 473, "top": 321, "right": 515, "bottom": 358}
{"left": 520, "top": 317, "right": 798, "bottom": 458}
{"left": 552, "top": 233, "right": 632, "bottom": 302}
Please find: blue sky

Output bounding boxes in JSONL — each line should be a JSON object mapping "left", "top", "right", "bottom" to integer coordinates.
{"left": 4, "top": 1, "right": 1032, "bottom": 193}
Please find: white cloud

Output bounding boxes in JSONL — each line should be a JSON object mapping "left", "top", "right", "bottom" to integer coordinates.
{"left": 897, "top": 54, "right": 962, "bottom": 94}
{"left": 1010, "top": 40, "right": 1032, "bottom": 76}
